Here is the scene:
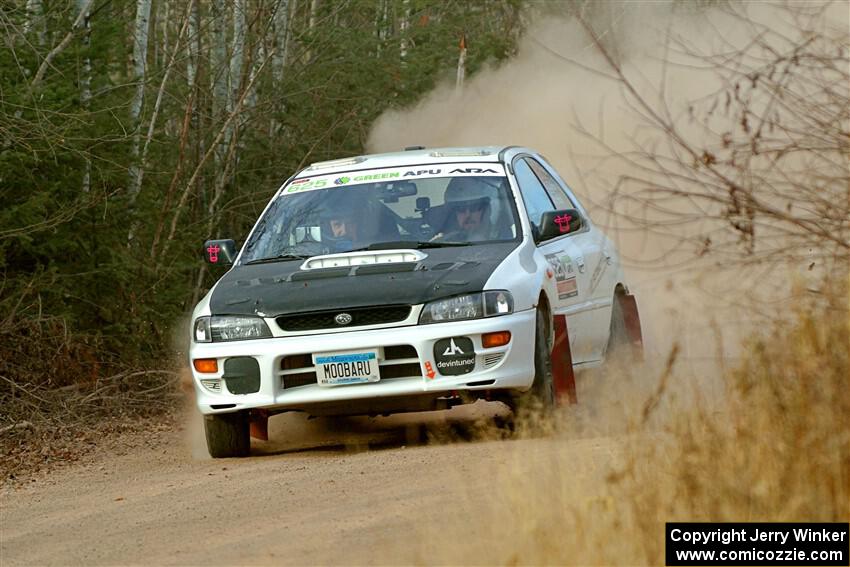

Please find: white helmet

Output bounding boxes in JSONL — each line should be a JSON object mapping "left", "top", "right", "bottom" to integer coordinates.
{"left": 443, "top": 177, "right": 502, "bottom": 226}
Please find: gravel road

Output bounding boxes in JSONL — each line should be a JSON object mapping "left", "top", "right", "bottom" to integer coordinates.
{"left": 1, "top": 371, "right": 639, "bottom": 566}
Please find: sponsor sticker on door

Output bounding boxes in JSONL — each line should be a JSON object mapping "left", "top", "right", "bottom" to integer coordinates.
{"left": 557, "top": 277, "right": 578, "bottom": 299}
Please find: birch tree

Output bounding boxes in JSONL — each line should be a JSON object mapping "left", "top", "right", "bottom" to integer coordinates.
{"left": 211, "top": 0, "right": 229, "bottom": 173}
{"left": 25, "top": 0, "right": 47, "bottom": 47}
{"left": 305, "top": 0, "right": 320, "bottom": 61}
{"left": 272, "top": 0, "right": 291, "bottom": 82}
{"left": 399, "top": 0, "right": 410, "bottom": 62}
{"left": 374, "top": 0, "right": 388, "bottom": 57}
{"left": 227, "top": 0, "right": 246, "bottom": 135}
{"left": 270, "top": 0, "right": 291, "bottom": 134}
{"left": 187, "top": 0, "right": 200, "bottom": 90}
{"left": 77, "top": 0, "right": 92, "bottom": 194}
{"left": 456, "top": 35, "right": 466, "bottom": 93}
{"left": 127, "top": 0, "right": 153, "bottom": 210}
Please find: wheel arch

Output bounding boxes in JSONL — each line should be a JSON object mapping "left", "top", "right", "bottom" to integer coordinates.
{"left": 614, "top": 282, "right": 629, "bottom": 297}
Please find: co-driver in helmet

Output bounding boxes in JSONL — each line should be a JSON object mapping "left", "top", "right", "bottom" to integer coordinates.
{"left": 432, "top": 177, "right": 499, "bottom": 242}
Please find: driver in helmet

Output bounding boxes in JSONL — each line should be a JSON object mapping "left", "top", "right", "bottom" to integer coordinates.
{"left": 328, "top": 211, "right": 360, "bottom": 242}
{"left": 433, "top": 178, "right": 496, "bottom": 242}
{"left": 322, "top": 208, "right": 362, "bottom": 252}
{"left": 321, "top": 190, "right": 371, "bottom": 252}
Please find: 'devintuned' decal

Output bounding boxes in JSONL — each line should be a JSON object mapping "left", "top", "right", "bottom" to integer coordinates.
{"left": 433, "top": 337, "right": 475, "bottom": 376}
{"left": 545, "top": 253, "right": 579, "bottom": 300}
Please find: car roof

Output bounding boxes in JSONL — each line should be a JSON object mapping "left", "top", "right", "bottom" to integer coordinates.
{"left": 295, "top": 146, "right": 511, "bottom": 178}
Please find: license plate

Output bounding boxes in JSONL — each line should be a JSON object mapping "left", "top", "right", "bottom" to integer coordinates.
{"left": 313, "top": 350, "right": 380, "bottom": 386}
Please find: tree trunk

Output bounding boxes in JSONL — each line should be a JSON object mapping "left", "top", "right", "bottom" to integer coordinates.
{"left": 229, "top": 0, "right": 246, "bottom": 118}
{"left": 127, "top": 0, "right": 153, "bottom": 209}
{"left": 187, "top": 0, "right": 200, "bottom": 90}
{"left": 270, "top": 0, "right": 290, "bottom": 136}
{"left": 304, "top": 0, "right": 320, "bottom": 62}
{"left": 399, "top": 0, "right": 410, "bottom": 63}
{"left": 25, "top": 0, "right": 47, "bottom": 47}
{"left": 211, "top": 0, "right": 228, "bottom": 169}
{"left": 309, "top": 0, "right": 320, "bottom": 31}
{"left": 456, "top": 34, "right": 467, "bottom": 93}
{"left": 374, "top": 0, "right": 387, "bottom": 57}
{"left": 218, "top": 0, "right": 246, "bottom": 206}
{"left": 271, "top": 0, "right": 290, "bottom": 84}
{"left": 159, "top": 0, "right": 171, "bottom": 71}
{"left": 77, "top": 0, "right": 92, "bottom": 194}
{"left": 247, "top": 43, "right": 263, "bottom": 110}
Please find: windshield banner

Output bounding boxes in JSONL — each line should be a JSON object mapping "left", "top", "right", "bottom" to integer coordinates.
{"left": 279, "top": 163, "right": 506, "bottom": 196}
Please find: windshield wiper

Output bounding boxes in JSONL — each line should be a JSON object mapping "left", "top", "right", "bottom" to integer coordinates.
{"left": 350, "top": 240, "right": 472, "bottom": 252}
{"left": 244, "top": 253, "right": 310, "bottom": 265}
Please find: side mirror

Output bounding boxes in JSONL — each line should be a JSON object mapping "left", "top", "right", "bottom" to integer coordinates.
{"left": 538, "top": 209, "right": 583, "bottom": 241}
{"left": 203, "top": 239, "right": 237, "bottom": 266}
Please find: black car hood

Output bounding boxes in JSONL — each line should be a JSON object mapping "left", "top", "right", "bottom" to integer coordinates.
{"left": 208, "top": 243, "right": 519, "bottom": 316}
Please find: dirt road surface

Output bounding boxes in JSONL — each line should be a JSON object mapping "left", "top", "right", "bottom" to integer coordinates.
{"left": 1, "top": 372, "right": 639, "bottom": 566}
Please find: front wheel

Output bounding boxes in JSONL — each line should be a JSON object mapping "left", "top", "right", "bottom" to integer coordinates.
{"left": 204, "top": 411, "right": 250, "bottom": 458}
{"left": 510, "top": 308, "right": 555, "bottom": 415}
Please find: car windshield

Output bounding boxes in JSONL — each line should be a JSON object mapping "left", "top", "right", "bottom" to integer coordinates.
{"left": 241, "top": 163, "right": 518, "bottom": 263}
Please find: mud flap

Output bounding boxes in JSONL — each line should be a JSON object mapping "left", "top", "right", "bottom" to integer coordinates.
{"left": 551, "top": 314, "right": 578, "bottom": 405}
{"left": 249, "top": 409, "right": 269, "bottom": 441}
{"left": 618, "top": 293, "right": 644, "bottom": 361}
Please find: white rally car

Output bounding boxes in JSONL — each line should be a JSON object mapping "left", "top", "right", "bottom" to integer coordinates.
{"left": 191, "top": 146, "right": 639, "bottom": 457}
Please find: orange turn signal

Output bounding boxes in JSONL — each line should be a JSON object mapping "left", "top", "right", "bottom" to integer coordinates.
{"left": 193, "top": 358, "right": 219, "bottom": 373}
{"left": 482, "top": 331, "right": 511, "bottom": 348}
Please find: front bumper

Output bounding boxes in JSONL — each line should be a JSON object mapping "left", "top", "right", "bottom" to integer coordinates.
{"left": 189, "top": 309, "right": 536, "bottom": 415}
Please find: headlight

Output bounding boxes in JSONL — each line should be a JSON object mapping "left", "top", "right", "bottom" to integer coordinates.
{"left": 419, "top": 291, "right": 514, "bottom": 324}
{"left": 193, "top": 316, "right": 272, "bottom": 342}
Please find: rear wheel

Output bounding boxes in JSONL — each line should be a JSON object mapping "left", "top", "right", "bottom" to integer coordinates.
{"left": 605, "top": 293, "right": 631, "bottom": 362}
{"left": 204, "top": 411, "right": 250, "bottom": 458}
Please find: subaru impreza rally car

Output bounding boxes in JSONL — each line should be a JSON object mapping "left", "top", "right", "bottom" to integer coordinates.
{"left": 191, "top": 146, "right": 638, "bottom": 457}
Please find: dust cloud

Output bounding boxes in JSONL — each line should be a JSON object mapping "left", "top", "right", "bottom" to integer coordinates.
{"left": 366, "top": 7, "right": 847, "bottom": 563}
{"left": 367, "top": 1, "right": 846, "bottom": 362}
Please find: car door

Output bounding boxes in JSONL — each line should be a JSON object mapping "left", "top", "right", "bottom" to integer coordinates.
{"left": 511, "top": 156, "right": 596, "bottom": 363}
{"left": 529, "top": 156, "right": 615, "bottom": 362}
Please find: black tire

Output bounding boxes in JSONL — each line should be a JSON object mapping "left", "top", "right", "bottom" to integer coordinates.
{"left": 204, "top": 411, "right": 250, "bottom": 458}
{"left": 511, "top": 308, "right": 556, "bottom": 414}
{"left": 605, "top": 293, "right": 631, "bottom": 363}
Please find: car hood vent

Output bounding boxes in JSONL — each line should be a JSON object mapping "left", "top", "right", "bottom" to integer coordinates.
{"left": 300, "top": 249, "right": 427, "bottom": 270}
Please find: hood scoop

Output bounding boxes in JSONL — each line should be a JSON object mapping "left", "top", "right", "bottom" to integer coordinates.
{"left": 300, "top": 249, "right": 427, "bottom": 270}
{"left": 290, "top": 267, "right": 350, "bottom": 281}
{"left": 355, "top": 263, "right": 417, "bottom": 275}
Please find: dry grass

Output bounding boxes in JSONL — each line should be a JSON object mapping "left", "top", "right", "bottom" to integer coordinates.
{"left": 424, "top": 281, "right": 849, "bottom": 565}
